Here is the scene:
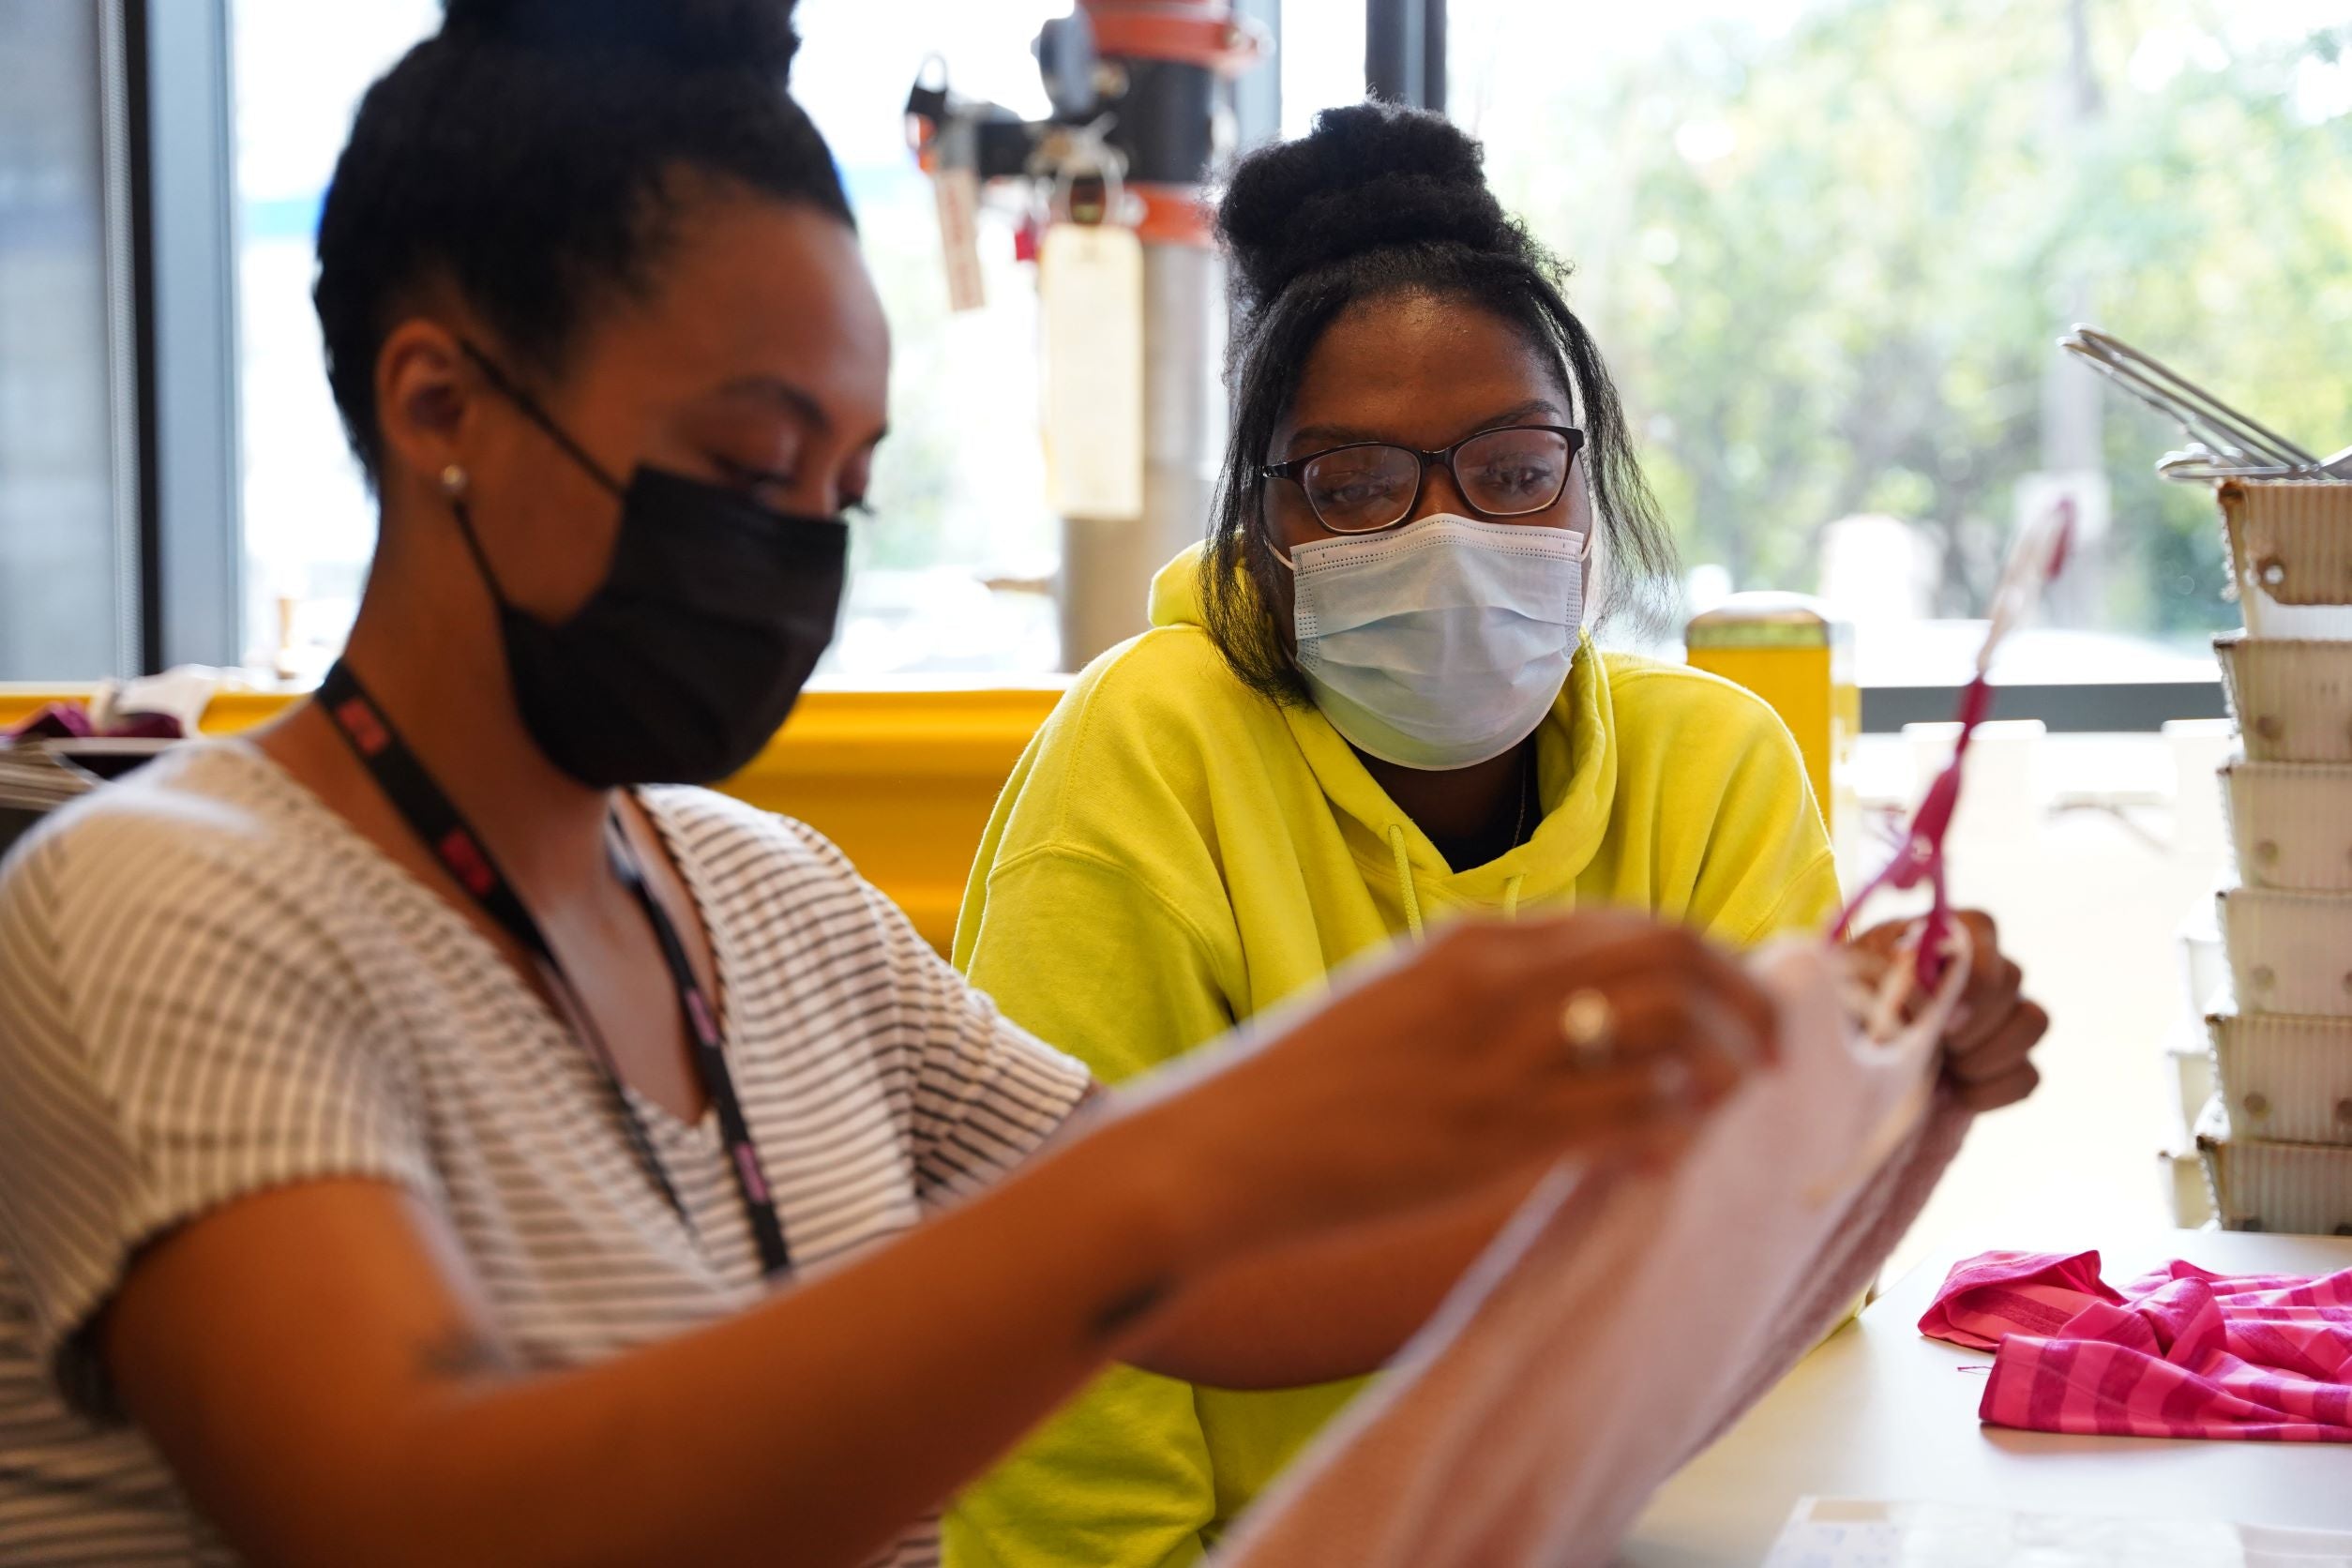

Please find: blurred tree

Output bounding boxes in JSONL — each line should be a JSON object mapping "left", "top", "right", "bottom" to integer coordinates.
{"left": 1479, "top": 0, "right": 2352, "bottom": 640}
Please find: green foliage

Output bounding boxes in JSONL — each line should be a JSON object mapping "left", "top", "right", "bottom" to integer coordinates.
{"left": 1484, "top": 0, "right": 2352, "bottom": 641}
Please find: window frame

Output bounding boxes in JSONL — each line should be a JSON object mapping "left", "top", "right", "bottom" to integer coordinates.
{"left": 110, "top": 0, "right": 2228, "bottom": 730}
{"left": 119, "top": 0, "right": 244, "bottom": 673}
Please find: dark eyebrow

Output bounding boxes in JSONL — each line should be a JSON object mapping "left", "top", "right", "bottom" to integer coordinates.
{"left": 1283, "top": 398, "right": 1566, "bottom": 457}
{"left": 719, "top": 374, "right": 829, "bottom": 430}
{"left": 716, "top": 375, "right": 888, "bottom": 448}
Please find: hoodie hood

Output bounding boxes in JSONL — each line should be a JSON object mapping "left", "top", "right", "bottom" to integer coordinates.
{"left": 1149, "top": 541, "right": 1617, "bottom": 921}
{"left": 1148, "top": 542, "right": 1214, "bottom": 632}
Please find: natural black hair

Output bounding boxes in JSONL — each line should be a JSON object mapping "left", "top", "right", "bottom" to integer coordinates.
{"left": 1203, "top": 101, "right": 1677, "bottom": 703}
{"left": 313, "top": 0, "right": 852, "bottom": 481}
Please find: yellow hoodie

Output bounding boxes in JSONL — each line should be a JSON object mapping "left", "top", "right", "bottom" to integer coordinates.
{"left": 943, "top": 548, "right": 1839, "bottom": 1568}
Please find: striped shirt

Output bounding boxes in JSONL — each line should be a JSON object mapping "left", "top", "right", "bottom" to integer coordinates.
{"left": 0, "top": 741, "right": 1093, "bottom": 1566}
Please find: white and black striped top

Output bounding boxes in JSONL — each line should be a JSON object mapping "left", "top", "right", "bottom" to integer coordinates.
{"left": 0, "top": 742, "right": 1092, "bottom": 1567}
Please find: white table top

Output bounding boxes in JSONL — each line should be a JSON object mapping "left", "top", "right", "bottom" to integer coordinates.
{"left": 1623, "top": 1229, "right": 2352, "bottom": 1565}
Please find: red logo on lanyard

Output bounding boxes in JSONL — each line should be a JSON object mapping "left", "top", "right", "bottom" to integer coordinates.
{"left": 438, "top": 830, "right": 497, "bottom": 898}
{"left": 333, "top": 697, "right": 390, "bottom": 757}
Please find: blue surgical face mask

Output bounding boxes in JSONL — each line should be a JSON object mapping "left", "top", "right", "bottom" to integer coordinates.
{"left": 1288, "top": 514, "right": 1588, "bottom": 771}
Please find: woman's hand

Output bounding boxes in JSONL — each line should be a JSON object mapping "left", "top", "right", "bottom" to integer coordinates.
{"left": 1134, "top": 910, "right": 1779, "bottom": 1273}
{"left": 1848, "top": 910, "right": 2049, "bottom": 1112}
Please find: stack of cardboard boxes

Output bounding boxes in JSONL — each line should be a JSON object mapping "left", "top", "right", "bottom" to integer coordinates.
{"left": 2201, "top": 481, "right": 2352, "bottom": 1230}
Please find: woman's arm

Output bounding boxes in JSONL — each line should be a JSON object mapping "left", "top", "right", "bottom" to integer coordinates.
{"left": 1122, "top": 1173, "right": 1541, "bottom": 1390}
{"left": 106, "top": 1106, "right": 1196, "bottom": 1568}
{"left": 1123, "top": 916, "right": 2051, "bottom": 1393}
{"left": 1115, "top": 915, "right": 1766, "bottom": 1393}
{"left": 1123, "top": 1040, "right": 1743, "bottom": 1392}
{"left": 107, "top": 913, "right": 1774, "bottom": 1568}
{"left": 1023, "top": 1091, "right": 1546, "bottom": 1393}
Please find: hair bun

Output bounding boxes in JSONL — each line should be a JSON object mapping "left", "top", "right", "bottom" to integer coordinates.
{"left": 441, "top": 0, "right": 803, "bottom": 79}
{"left": 1216, "top": 102, "right": 1515, "bottom": 308}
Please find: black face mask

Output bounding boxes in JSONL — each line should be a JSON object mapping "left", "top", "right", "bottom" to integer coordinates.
{"left": 453, "top": 342, "right": 849, "bottom": 789}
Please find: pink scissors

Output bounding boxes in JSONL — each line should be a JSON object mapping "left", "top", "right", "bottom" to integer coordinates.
{"left": 1832, "top": 497, "right": 2078, "bottom": 1003}
{"left": 1802, "top": 499, "right": 2075, "bottom": 1200}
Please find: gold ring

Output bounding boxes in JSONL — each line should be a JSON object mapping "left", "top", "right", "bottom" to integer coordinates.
{"left": 1560, "top": 988, "right": 1617, "bottom": 1069}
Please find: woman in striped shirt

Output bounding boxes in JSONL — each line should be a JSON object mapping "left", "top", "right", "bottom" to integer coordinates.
{"left": 0, "top": 2, "right": 1802, "bottom": 1565}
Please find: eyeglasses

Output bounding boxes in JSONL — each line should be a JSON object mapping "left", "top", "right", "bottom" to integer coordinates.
{"left": 1259, "top": 425, "right": 1587, "bottom": 535}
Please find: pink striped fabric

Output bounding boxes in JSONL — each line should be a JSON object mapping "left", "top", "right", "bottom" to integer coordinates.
{"left": 1920, "top": 1250, "right": 2352, "bottom": 1441}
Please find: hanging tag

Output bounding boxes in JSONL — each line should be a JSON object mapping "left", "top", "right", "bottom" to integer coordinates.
{"left": 1039, "top": 221, "right": 1145, "bottom": 522}
{"left": 934, "top": 168, "right": 985, "bottom": 312}
{"left": 930, "top": 121, "right": 985, "bottom": 313}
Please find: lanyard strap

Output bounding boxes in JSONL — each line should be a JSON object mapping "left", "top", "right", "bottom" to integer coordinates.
{"left": 318, "top": 663, "right": 792, "bottom": 1278}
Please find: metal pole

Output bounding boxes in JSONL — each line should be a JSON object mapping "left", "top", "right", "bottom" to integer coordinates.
{"left": 2043, "top": 0, "right": 2103, "bottom": 477}
{"left": 1421, "top": 0, "right": 1446, "bottom": 115}
{"left": 1060, "top": 246, "right": 1227, "bottom": 665}
{"left": 140, "top": 0, "right": 245, "bottom": 670}
{"left": 99, "top": 0, "right": 148, "bottom": 676}
{"left": 1365, "top": 0, "right": 1424, "bottom": 107}
{"left": 2039, "top": 0, "right": 2104, "bottom": 626}
{"left": 1053, "top": 1, "right": 1261, "bottom": 671}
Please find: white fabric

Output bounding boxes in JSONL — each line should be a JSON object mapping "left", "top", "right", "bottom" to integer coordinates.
{"left": 1219, "top": 938, "right": 1966, "bottom": 1568}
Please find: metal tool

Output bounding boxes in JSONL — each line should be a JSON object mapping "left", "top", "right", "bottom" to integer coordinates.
{"left": 904, "top": 2, "right": 1272, "bottom": 669}
{"left": 2059, "top": 325, "right": 2352, "bottom": 482}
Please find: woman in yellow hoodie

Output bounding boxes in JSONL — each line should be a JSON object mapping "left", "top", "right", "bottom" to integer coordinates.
{"left": 945, "top": 104, "right": 2048, "bottom": 1567}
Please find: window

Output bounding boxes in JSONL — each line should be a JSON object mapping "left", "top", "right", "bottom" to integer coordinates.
{"left": 1444, "top": 0, "right": 2352, "bottom": 1248}
{"left": 232, "top": 0, "right": 440, "bottom": 681}
{"left": 1452, "top": 0, "right": 2352, "bottom": 689}
{"left": 1281, "top": 0, "right": 1369, "bottom": 138}
{"left": 0, "top": 0, "right": 137, "bottom": 680}
{"left": 229, "top": 0, "right": 1081, "bottom": 683}
{"left": 793, "top": 0, "right": 1065, "bottom": 679}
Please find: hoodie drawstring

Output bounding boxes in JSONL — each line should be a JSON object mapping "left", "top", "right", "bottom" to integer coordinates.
{"left": 1389, "top": 831, "right": 1528, "bottom": 935}
{"left": 1387, "top": 824, "right": 1425, "bottom": 940}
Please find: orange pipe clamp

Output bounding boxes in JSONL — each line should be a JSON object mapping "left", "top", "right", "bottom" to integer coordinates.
{"left": 1078, "top": 0, "right": 1271, "bottom": 77}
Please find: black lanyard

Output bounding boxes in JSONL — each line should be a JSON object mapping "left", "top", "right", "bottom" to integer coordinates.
{"left": 319, "top": 662, "right": 792, "bottom": 1278}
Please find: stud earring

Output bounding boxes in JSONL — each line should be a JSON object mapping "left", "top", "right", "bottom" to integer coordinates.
{"left": 439, "top": 463, "right": 469, "bottom": 498}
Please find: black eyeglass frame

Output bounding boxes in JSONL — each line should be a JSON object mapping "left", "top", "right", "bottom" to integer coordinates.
{"left": 1258, "top": 424, "right": 1589, "bottom": 535}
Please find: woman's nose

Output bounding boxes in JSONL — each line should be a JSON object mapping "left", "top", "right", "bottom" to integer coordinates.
{"left": 781, "top": 473, "right": 842, "bottom": 519}
{"left": 1410, "top": 460, "right": 1472, "bottom": 523}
